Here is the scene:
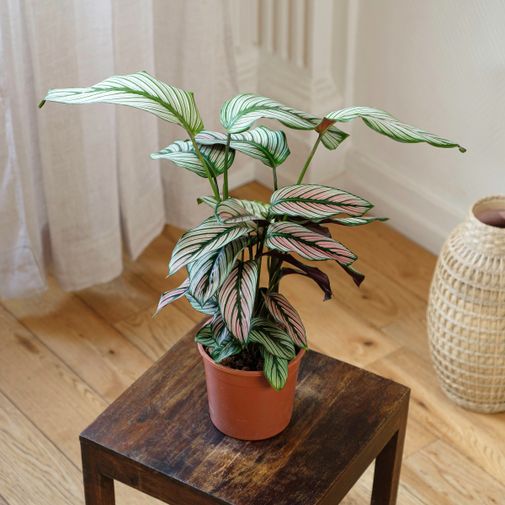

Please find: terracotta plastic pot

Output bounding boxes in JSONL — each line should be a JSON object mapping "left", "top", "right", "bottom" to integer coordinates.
{"left": 197, "top": 344, "right": 305, "bottom": 440}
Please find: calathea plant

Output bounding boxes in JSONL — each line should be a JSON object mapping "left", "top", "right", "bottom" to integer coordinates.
{"left": 40, "top": 71, "right": 465, "bottom": 391}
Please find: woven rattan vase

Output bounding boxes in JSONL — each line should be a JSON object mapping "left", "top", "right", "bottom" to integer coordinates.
{"left": 427, "top": 196, "right": 505, "bottom": 413}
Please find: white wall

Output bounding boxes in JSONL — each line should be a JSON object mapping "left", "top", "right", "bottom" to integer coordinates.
{"left": 340, "top": 0, "right": 505, "bottom": 253}
{"left": 233, "top": 0, "right": 505, "bottom": 254}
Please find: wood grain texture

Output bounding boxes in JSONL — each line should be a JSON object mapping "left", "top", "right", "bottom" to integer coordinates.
{"left": 317, "top": 258, "right": 422, "bottom": 329}
{"left": 77, "top": 270, "right": 159, "bottom": 324}
{"left": 1, "top": 181, "right": 504, "bottom": 504}
{"left": 279, "top": 273, "right": 401, "bottom": 367}
{"left": 0, "top": 304, "right": 105, "bottom": 464}
{"left": 0, "top": 301, "right": 178, "bottom": 505}
{"left": 2, "top": 278, "right": 153, "bottom": 402}
{"left": 125, "top": 231, "right": 201, "bottom": 323}
{"left": 0, "top": 391, "right": 83, "bottom": 505}
{"left": 403, "top": 440, "right": 505, "bottom": 505}
{"left": 340, "top": 464, "right": 427, "bottom": 505}
{"left": 369, "top": 349, "right": 505, "bottom": 485}
{"left": 81, "top": 332, "right": 409, "bottom": 505}
{"left": 114, "top": 304, "right": 197, "bottom": 361}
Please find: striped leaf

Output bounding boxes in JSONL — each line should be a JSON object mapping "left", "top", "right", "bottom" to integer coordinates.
{"left": 197, "top": 195, "right": 219, "bottom": 209}
{"left": 261, "top": 349, "right": 289, "bottom": 391}
{"left": 270, "top": 184, "right": 373, "bottom": 219}
{"left": 326, "top": 107, "right": 466, "bottom": 152}
{"left": 314, "top": 124, "right": 349, "bottom": 150}
{"left": 326, "top": 215, "right": 388, "bottom": 226}
{"left": 151, "top": 140, "right": 235, "bottom": 177}
{"left": 266, "top": 222, "right": 356, "bottom": 266}
{"left": 169, "top": 216, "right": 255, "bottom": 275}
{"left": 211, "top": 338, "right": 242, "bottom": 363}
{"left": 209, "top": 313, "right": 232, "bottom": 345}
{"left": 186, "top": 292, "right": 218, "bottom": 315}
{"left": 195, "top": 323, "right": 219, "bottom": 348}
{"left": 155, "top": 278, "right": 189, "bottom": 315}
{"left": 188, "top": 237, "right": 249, "bottom": 303}
{"left": 248, "top": 318, "right": 296, "bottom": 359}
{"left": 196, "top": 126, "right": 289, "bottom": 168}
{"left": 262, "top": 293, "right": 307, "bottom": 348}
{"left": 218, "top": 260, "right": 259, "bottom": 343}
{"left": 216, "top": 198, "right": 270, "bottom": 224}
{"left": 197, "top": 316, "right": 241, "bottom": 363}
{"left": 220, "top": 94, "right": 349, "bottom": 150}
{"left": 40, "top": 71, "right": 204, "bottom": 134}
{"left": 320, "top": 124, "right": 350, "bottom": 150}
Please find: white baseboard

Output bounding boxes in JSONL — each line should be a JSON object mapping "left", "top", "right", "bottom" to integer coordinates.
{"left": 327, "top": 149, "right": 466, "bottom": 254}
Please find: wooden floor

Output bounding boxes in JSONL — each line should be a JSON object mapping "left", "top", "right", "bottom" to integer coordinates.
{"left": 0, "top": 181, "right": 504, "bottom": 505}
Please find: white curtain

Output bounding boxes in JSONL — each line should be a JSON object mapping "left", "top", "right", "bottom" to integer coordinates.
{"left": 0, "top": 0, "right": 238, "bottom": 298}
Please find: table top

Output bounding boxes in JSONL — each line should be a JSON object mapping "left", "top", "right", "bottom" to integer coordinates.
{"left": 81, "top": 330, "right": 409, "bottom": 505}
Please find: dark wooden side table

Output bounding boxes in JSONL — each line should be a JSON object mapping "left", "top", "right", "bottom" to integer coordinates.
{"left": 80, "top": 329, "right": 410, "bottom": 505}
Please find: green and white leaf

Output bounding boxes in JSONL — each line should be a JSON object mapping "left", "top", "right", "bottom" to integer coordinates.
{"left": 326, "top": 106, "right": 466, "bottom": 152}
{"left": 40, "top": 71, "right": 204, "bottom": 134}
{"left": 197, "top": 195, "right": 219, "bottom": 209}
{"left": 319, "top": 125, "right": 350, "bottom": 150}
{"left": 155, "top": 278, "right": 189, "bottom": 315}
{"left": 328, "top": 215, "right": 388, "bottom": 226}
{"left": 218, "top": 259, "right": 259, "bottom": 343}
{"left": 216, "top": 198, "right": 270, "bottom": 224}
{"left": 169, "top": 216, "right": 256, "bottom": 275}
{"left": 211, "top": 337, "right": 242, "bottom": 363}
{"left": 195, "top": 323, "right": 219, "bottom": 348}
{"left": 248, "top": 318, "right": 296, "bottom": 359}
{"left": 151, "top": 140, "right": 235, "bottom": 177}
{"left": 209, "top": 313, "right": 232, "bottom": 345}
{"left": 188, "top": 237, "right": 250, "bottom": 303}
{"left": 262, "top": 349, "right": 289, "bottom": 391}
{"left": 196, "top": 126, "right": 290, "bottom": 168}
{"left": 220, "top": 94, "right": 348, "bottom": 150}
{"left": 262, "top": 292, "right": 307, "bottom": 348}
{"left": 266, "top": 221, "right": 356, "bottom": 266}
{"left": 270, "top": 184, "right": 373, "bottom": 219}
{"left": 186, "top": 292, "right": 218, "bottom": 315}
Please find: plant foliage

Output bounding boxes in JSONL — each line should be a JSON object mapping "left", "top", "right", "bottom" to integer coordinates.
{"left": 41, "top": 72, "right": 465, "bottom": 390}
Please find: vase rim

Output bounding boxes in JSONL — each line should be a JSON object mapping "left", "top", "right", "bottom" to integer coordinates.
{"left": 469, "top": 195, "right": 505, "bottom": 230}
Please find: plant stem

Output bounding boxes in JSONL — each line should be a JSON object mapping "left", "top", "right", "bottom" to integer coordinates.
{"left": 268, "top": 255, "right": 282, "bottom": 293}
{"left": 272, "top": 166, "right": 278, "bottom": 190}
{"left": 296, "top": 134, "right": 322, "bottom": 185}
{"left": 223, "top": 133, "right": 231, "bottom": 199}
{"left": 255, "top": 227, "right": 265, "bottom": 297}
{"left": 189, "top": 135, "right": 221, "bottom": 201}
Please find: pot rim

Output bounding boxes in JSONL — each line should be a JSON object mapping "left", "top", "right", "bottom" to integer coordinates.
{"left": 197, "top": 342, "right": 306, "bottom": 377}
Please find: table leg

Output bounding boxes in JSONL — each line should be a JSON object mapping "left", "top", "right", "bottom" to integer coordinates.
{"left": 370, "top": 407, "right": 408, "bottom": 505}
{"left": 81, "top": 443, "right": 115, "bottom": 505}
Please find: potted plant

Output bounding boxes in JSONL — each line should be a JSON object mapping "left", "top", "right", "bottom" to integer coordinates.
{"left": 40, "top": 71, "right": 464, "bottom": 440}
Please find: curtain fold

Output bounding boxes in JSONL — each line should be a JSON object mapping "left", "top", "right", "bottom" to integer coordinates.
{"left": 0, "top": 0, "right": 238, "bottom": 298}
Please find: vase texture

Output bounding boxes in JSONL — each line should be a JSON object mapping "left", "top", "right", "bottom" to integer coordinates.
{"left": 427, "top": 196, "right": 505, "bottom": 413}
{"left": 198, "top": 343, "right": 305, "bottom": 440}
